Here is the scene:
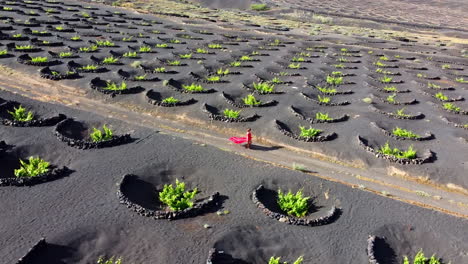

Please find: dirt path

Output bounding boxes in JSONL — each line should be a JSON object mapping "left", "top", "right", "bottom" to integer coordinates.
{"left": 0, "top": 66, "right": 467, "bottom": 218}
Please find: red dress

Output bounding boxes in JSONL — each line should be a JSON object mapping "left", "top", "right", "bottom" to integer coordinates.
{"left": 229, "top": 131, "right": 252, "bottom": 144}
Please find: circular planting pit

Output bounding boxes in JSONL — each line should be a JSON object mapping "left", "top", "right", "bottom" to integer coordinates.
{"left": 202, "top": 103, "right": 260, "bottom": 123}
{"left": 54, "top": 118, "right": 132, "bottom": 149}
{"left": 89, "top": 77, "right": 144, "bottom": 96}
{"left": 117, "top": 69, "right": 160, "bottom": 82}
{"left": 368, "top": 104, "right": 424, "bottom": 120}
{"left": 252, "top": 185, "right": 341, "bottom": 226}
{"left": 372, "top": 94, "right": 418, "bottom": 105}
{"left": 221, "top": 92, "right": 278, "bottom": 108}
{"left": 146, "top": 89, "right": 196, "bottom": 107}
{"left": 0, "top": 146, "right": 70, "bottom": 187}
{"left": 367, "top": 223, "right": 462, "bottom": 264}
{"left": 165, "top": 78, "right": 217, "bottom": 94}
{"left": 274, "top": 120, "right": 337, "bottom": 142}
{"left": 17, "top": 54, "right": 61, "bottom": 66}
{"left": 0, "top": 101, "right": 66, "bottom": 127}
{"left": 301, "top": 92, "right": 350, "bottom": 106}
{"left": 357, "top": 135, "right": 435, "bottom": 165}
{"left": 118, "top": 174, "right": 222, "bottom": 220}
{"left": 370, "top": 122, "right": 434, "bottom": 141}
{"left": 40, "top": 67, "right": 80, "bottom": 81}
{"left": 189, "top": 72, "right": 229, "bottom": 84}
{"left": 140, "top": 63, "right": 178, "bottom": 74}
{"left": 67, "top": 61, "right": 108, "bottom": 73}
{"left": 289, "top": 106, "right": 349, "bottom": 124}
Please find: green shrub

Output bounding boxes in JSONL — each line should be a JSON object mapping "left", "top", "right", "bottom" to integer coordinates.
{"left": 205, "top": 75, "right": 221, "bottom": 82}
{"left": 333, "top": 63, "right": 345, "bottom": 68}
{"left": 102, "top": 56, "right": 119, "bottom": 64}
{"left": 441, "top": 64, "right": 451, "bottom": 69}
{"left": 70, "top": 35, "right": 81, "bottom": 41}
{"left": 277, "top": 189, "right": 309, "bottom": 217}
{"left": 167, "top": 60, "right": 181, "bottom": 66}
{"left": 223, "top": 109, "right": 240, "bottom": 119}
{"left": 380, "top": 75, "right": 393, "bottom": 83}
{"left": 288, "top": 63, "right": 301, "bottom": 69}
{"left": 15, "top": 45, "right": 35, "bottom": 50}
{"left": 317, "top": 95, "right": 331, "bottom": 104}
{"left": 427, "top": 82, "right": 440, "bottom": 89}
{"left": 242, "top": 94, "right": 262, "bottom": 106}
{"left": 154, "top": 67, "right": 166, "bottom": 73}
{"left": 8, "top": 105, "right": 34, "bottom": 121}
{"left": 59, "top": 52, "right": 73, "bottom": 58}
{"left": 90, "top": 125, "right": 113, "bottom": 142}
{"left": 123, "top": 51, "right": 138, "bottom": 58}
{"left": 95, "top": 40, "right": 115, "bottom": 47}
{"left": 179, "top": 53, "right": 192, "bottom": 59}
{"left": 156, "top": 43, "right": 169, "bottom": 48}
{"left": 196, "top": 48, "right": 208, "bottom": 54}
{"left": 230, "top": 61, "right": 242, "bottom": 67}
{"left": 216, "top": 68, "right": 230, "bottom": 75}
{"left": 134, "top": 74, "right": 147, "bottom": 80}
{"left": 208, "top": 43, "right": 223, "bottom": 49}
{"left": 326, "top": 75, "right": 343, "bottom": 85}
{"left": 97, "top": 256, "right": 122, "bottom": 264}
{"left": 253, "top": 82, "right": 274, "bottom": 93}
{"left": 269, "top": 77, "right": 282, "bottom": 84}
{"left": 291, "top": 56, "right": 305, "bottom": 62}
{"left": 403, "top": 249, "right": 441, "bottom": 264}
{"left": 269, "top": 256, "right": 303, "bottom": 264}
{"left": 434, "top": 92, "right": 448, "bottom": 101}
{"left": 182, "top": 83, "right": 204, "bottom": 92}
{"left": 104, "top": 81, "right": 127, "bottom": 91}
{"left": 80, "top": 64, "right": 98, "bottom": 71}
{"left": 455, "top": 77, "right": 468, "bottom": 83}
{"left": 383, "top": 86, "right": 397, "bottom": 92}
{"left": 392, "top": 127, "right": 420, "bottom": 139}
{"left": 240, "top": 55, "right": 253, "bottom": 61}
{"left": 79, "top": 45, "right": 98, "bottom": 52}
{"left": 250, "top": 3, "right": 269, "bottom": 11}
{"left": 378, "top": 142, "right": 417, "bottom": 159}
{"left": 338, "top": 57, "right": 348, "bottom": 62}
{"left": 299, "top": 126, "right": 322, "bottom": 138}
{"left": 316, "top": 85, "right": 337, "bottom": 95}
{"left": 31, "top": 56, "right": 48, "bottom": 63}
{"left": 395, "top": 107, "right": 410, "bottom": 117}
{"left": 0, "top": 49, "right": 7, "bottom": 56}
{"left": 386, "top": 93, "right": 396, "bottom": 103}
{"left": 162, "top": 97, "right": 179, "bottom": 104}
{"left": 443, "top": 102, "right": 460, "bottom": 112}
{"left": 139, "top": 46, "right": 152, "bottom": 52}
{"left": 159, "top": 179, "right": 197, "bottom": 211}
{"left": 14, "top": 156, "right": 50, "bottom": 178}
{"left": 316, "top": 112, "right": 332, "bottom": 121}
{"left": 374, "top": 61, "right": 387, "bottom": 67}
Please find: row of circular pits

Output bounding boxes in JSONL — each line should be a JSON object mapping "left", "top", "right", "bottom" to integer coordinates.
{"left": 0, "top": 101, "right": 132, "bottom": 184}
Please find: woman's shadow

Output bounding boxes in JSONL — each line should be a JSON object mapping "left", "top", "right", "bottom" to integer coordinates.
{"left": 249, "top": 144, "right": 282, "bottom": 151}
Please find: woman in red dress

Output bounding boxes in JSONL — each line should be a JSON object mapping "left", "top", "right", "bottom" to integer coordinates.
{"left": 229, "top": 128, "right": 252, "bottom": 149}
{"left": 246, "top": 128, "right": 252, "bottom": 149}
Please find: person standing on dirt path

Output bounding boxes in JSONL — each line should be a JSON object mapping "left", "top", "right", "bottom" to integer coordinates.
{"left": 228, "top": 128, "right": 253, "bottom": 149}
{"left": 246, "top": 128, "right": 252, "bottom": 149}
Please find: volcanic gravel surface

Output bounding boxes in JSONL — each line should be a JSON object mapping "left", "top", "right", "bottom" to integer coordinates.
{"left": 0, "top": 0, "right": 466, "bottom": 190}
{"left": 0, "top": 1, "right": 467, "bottom": 263}
{"left": 0, "top": 89, "right": 467, "bottom": 264}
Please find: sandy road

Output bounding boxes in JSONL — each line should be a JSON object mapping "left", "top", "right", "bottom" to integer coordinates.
{"left": 0, "top": 66, "right": 467, "bottom": 219}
